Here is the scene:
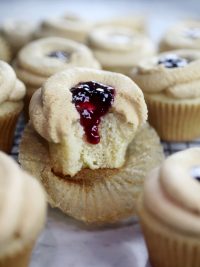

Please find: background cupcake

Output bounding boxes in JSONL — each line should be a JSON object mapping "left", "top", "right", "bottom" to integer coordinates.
{"left": 88, "top": 25, "right": 155, "bottom": 75}
{"left": 14, "top": 37, "right": 100, "bottom": 120}
{"left": 138, "top": 148, "right": 200, "bottom": 267}
{"left": 159, "top": 20, "right": 200, "bottom": 52}
{"left": 35, "top": 13, "right": 93, "bottom": 43}
{"left": 0, "top": 60, "right": 25, "bottom": 152}
{"left": 0, "top": 152, "right": 46, "bottom": 267}
{"left": 0, "top": 35, "right": 11, "bottom": 62}
{"left": 130, "top": 49, "right": 200, "bottom": 141}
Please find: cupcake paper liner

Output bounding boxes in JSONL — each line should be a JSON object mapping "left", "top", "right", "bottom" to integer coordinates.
{"left": 138, "top": 197, "right": 200, "bottom": 267}
{"left": 0, "top": 242, "right": 34, "bottom": 267}
{"left": 145, "top": 95, "right": 200, "bottom": 141}
{"left": 0, "top": 107, "right": 22, "bottom": 153}
{"left": 19, "top": 122, "right": 164, "bottom": 224}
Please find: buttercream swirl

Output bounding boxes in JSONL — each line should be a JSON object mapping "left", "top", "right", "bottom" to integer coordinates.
{"left": 143, "top": 148, "right": 200, "bottom": 234}
{"left": 130, "top": 50, "right": 200, "bottom": 99}
{"left": 14, "top": 37, "right": 100, "bottom": 89}
{"left": 29, "top": 67, "right": 147, "bottom": 143}
{"left": 88, "top": 26, "right": 155, "bottom": 68}
{"left": 0, "top": 152, "right": 46, "bottom": 256}
{"left": 0, "top": 60, "right": 25, "bottom": 105}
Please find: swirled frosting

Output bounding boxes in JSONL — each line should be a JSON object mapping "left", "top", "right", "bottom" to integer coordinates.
{"left": 35, "top": 14, "right": 92, "bottom": 43}
{"left": 160, "top": 20, "right": 200, "bottom": 51}
{"left": 0, "top": 60, "right": 25, "bottom": 105}
{"left": 30, "top": 67, "right": 147, "bottom": 143}
{"left": 143, "top": 148, "right": 200, "bottom": 234}
{"left": 88, "top": 26, "right": 155, "bottom": 68}
{"left": 14, "top": 37, "right": 100, "bottom": 89}
{"left": 130, "top": 50, "right": 200, "bottom": 99}
{"left": 0, "top": 152, "right": 46, "bottom": 256}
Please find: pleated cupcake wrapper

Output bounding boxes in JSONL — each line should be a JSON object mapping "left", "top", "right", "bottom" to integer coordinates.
{"left": 0, "top": 109, "right": 22, "bottom": 153}
{"left": 138, "top": 198, "right": 200, "bottom": 267}
{"left": 145, "top": 95, "right": 200, "bottom": 141}
{"left": 0, "top": 241, "right": 34, "bottom": 267}
{"left": 24, "top": 88, "right": 37, "bottom": 122}
{"left": 19, "top": 123, "right": 164, "bottom": 224}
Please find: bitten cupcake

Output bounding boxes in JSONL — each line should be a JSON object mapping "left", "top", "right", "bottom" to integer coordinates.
{"left": 138, "top": 148, "right": 200, "bottom": 267}
{"left": 130, "top": 49, "right": 200, "bottom": 141}
{"left": 0, "top": 152, "right": 46, "bottom": 267}
{"left": 95, "top": 15, "right": 146, "bottom": 33}
{"left": 35, "top": 14, "right": 93, "bottom": 43}
{"left": 159, "top": 20, "right": 200, "bottom": 52}
{"left": 0, "top": 35, "right": 11, "bottom": 62}
{"left": 0, "top": 19, "right": 36, "bottom": 58}
{"left": 0, "top": 60, "right": 25, "bottom": 152}
{"left": 14, "top": 37, "right": 100, "bottom": 120}
{"left": 88, "top": 26, "right": 155, "bottom": 75}
{"left": 19, "top": 67, "right": 164, "bottom": 224}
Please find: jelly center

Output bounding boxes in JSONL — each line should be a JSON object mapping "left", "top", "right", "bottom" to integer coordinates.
{"left": 190, "top": 166, "right": 200, "bottom": 182}
{"left": 47, "top": 50, "right": 71, "bottom": 62}
{"left": 158, "top": 54, "right": 188, "bottom": 68}
{"left": 70, "top": 81, "right": 115, "bottom": 144}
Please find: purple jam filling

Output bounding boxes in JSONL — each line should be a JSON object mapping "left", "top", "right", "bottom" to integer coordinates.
{"left": 71, "top": 81, "right": 115, "bottom": 144}
{"left": 47, "top": 50, "right": 71, "bottom": 62}
{"left": 158, "top": 54, "right": 188, "bottom": 68}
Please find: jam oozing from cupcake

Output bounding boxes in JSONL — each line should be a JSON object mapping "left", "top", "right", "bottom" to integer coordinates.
{"left": 71, "top": 81, "right": 115, "bottom": 144}
{"left": 47, "top": 51, "right": 71, "bottom": 62}
{"left": 158, "top": 54, "right": 188, "bottom": 68}
{"left": 184, "top": 27, "right": 200, "bottom": 39}
{"left": 190, "top": 166, "right": 200, "bottom": 182}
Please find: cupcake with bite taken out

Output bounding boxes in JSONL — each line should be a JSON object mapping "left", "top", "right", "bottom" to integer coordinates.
{"left": 19, "top": 67, "right": 164, "bottom": 224}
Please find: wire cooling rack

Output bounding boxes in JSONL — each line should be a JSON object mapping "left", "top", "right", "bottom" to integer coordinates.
{"left": 11, "top": 116, "right": 200, "bottom": 160}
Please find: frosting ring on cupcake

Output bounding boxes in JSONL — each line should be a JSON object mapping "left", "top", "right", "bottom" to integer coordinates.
{"left": 143, "top": 148, "right": 200, "bottom": 234}
{"left": 160, "top": 20, "right": 200, "bottom": 51}
{"left": 30, "top": 67, "right": 147, "bottom": 143}
{"left": 14, "top": 37, "right": 100, "bottom": 87}
{"left": 36, "top": 14, "right": 92, "bottom": 43}
{"left": 0, "top": 60, "right": 25, "bottom": 104}
{"left": 0, "top": 152, "right": 46, "bottom": 256}
{"left": 88, "top": 26, "right": 155, "bottom": 67}
{"left": 130, "top": 50, "right": 200, "bottom": 99}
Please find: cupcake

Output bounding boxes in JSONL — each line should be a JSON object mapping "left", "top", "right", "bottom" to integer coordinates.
{"left": 95, "top": 15, "right": 146, "bottom": 33}
{"left": 0, "top": 151, "right": 46, "bottom": 267}
{"left": 14, "top": 37, "right": 100, "bottom": 121}
{"left": 35, "top": 14, "right": 93, "bottom": 43}
{"left": 88, "top": 26, "right": 155, "bottom": 75}
{"left": 19, "top": 67, "right": 164, "bottom": 224}
{"left": 0, "top": 60, "right": 26, "bottom": 153}
{"left": 138, "top": 148, "right": 200, "bottom": 267}
{"left": 0, "top": 19, "right": 36, "bottom": 58}
{"left": 159, "top": 20, "right": 200, "bottom": 52}
{"left": 130, "top": 49, "right": 200, "bottom": 141}
{"left": 0, "top": 35, "right": 11, "bottom": 62}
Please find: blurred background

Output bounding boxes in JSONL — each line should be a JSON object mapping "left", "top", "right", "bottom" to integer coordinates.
{"left": 0, "top": 0, "right": 199, "bottom": 41}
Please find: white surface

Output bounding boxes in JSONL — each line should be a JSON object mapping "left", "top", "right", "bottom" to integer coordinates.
{"left": 2, "top": 1, "right": 200, "bottom": 266}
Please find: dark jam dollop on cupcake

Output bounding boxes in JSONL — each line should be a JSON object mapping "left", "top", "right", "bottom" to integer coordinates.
{"left": 158, "top": 54, "right": 188, "bottom": 68}
{"left": 184, "top": 27, "right": 200, "bottom": 39}
{"left": 190, "top": 166, "right": 200, "bottom": 182}
{"left": 47, "top": 51, "right": 71, "bottom": 62}
{"left": 71, "top": 81, "right": 115, "bottom": 144}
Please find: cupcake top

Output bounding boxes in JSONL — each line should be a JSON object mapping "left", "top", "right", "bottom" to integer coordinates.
{"left": 95, "top": 15, "right": 146, "bottom": 33}
{"left": 143, "top": 148, "right": 200, "bottom": 234}
{"left": 35, "top": 14, "right": 92, "bottom": 43}
{"left": 14, "top": 37, "right": 100, "bottom": 89}
{"left": 130, "top": 50, "right": 200, "bottom": 99}
{"left": 88, "top": 26, "right": 155, "bottom": 68}
{"left": 0, "top": 152, "right": 46, "bottom": 257}
{"left": 160, "top": 20, "right": 200, "bottom": 51}
{"left": 0, "top": 60, "right": 25, "bottom": 105}
{"left": 30, "top": 68, "right": 147, "bottom": 176}
{"left": 0, "top": 19, "right": 35, "bottom": 55}
{"left": 0, "top": 35, "right": 11, "bottom": 62}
